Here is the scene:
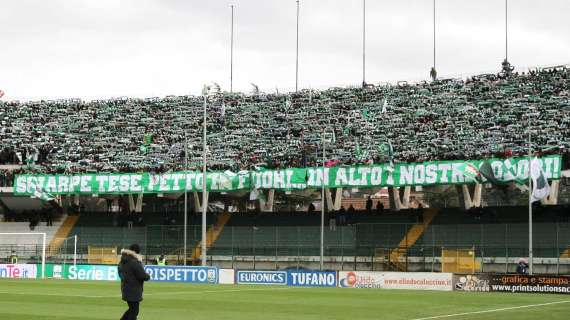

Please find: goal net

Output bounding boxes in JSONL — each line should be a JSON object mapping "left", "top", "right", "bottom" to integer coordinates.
{"left": 0, "top": 232, "right": 46, "bottom": 278}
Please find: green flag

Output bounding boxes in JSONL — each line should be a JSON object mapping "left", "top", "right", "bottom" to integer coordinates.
{"left": 355, "top": 142, "right": 362, "bottom": 158}
{"left": 144, "top": 133, "right": 153, "bottom": 145}
{"left": 361, "top": 108, "right": 370, "bottom": 119}
{"left": 380, "top": 141, "right": 395, "bottom": 171}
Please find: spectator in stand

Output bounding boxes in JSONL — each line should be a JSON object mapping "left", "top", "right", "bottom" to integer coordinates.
{"left": 516, "top": 259, "right": 529, "bottom": 274}
{"left": 307, "top": 203, "right": 315, "bottom": 215}
{"left": 338, "top": 206, "right": 347, "bottom": 226}
{"left": 329, "top": 211, "right": 336, "bottom": 231}
{"left": 366, "top": 196, "right": 373, "bottom": 214}
{"left": 416, "top": 204, "right": 424, "bottom": 223}
{"left": 0, "top": 66, "right": 568, "bottom": 174}
{"left": 376, "top": 201, "right": 384, "bottom": 214}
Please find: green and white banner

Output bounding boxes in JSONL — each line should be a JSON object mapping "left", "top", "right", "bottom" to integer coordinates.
{"left": 13, "top": 155, "right": 562, "bottom": 195}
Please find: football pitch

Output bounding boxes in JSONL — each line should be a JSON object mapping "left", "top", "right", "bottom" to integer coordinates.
{"left": 0, "top": 279, "right": 568, "bottom": 320}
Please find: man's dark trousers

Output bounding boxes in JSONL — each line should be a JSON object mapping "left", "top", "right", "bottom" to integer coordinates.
{"left": 120, "top": 301, "right": 139, "bottom": 320}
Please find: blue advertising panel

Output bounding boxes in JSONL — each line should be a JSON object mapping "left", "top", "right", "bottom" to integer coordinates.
{"left": 236, "top": 270, "right": 287, "bottom": 285}
{"left": 287, "top": 270, "right": 337, "bottom": 287}
{"left": 144, "top": 266, "right": 218, "bottom": 284}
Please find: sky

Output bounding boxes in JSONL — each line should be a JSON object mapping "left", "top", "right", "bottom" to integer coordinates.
{"left": 0, "top": 0, "right": 569, "bottom": 100}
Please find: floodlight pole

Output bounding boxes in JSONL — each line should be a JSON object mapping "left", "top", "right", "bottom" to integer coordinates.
{"left": 295, "top": 0, "right": 300, "bottom": 92}
{"left": 505, "top": 0, "right": 508, "bottom": 62}
{"left": 430, "top": 0, "right": 437, "bottom": 81}
{"left": 320, "top": 131, "right": 325, "bottom": 270}
{"left": 73, "top": 234, "right": 77, "bottom": 267}
{"left": 230, "top": 5, "right": 235, "bottom": 93}
{"left": 528, "top": 114, "right": 533, "bottom": 275}
{"left": 42, "top": 233, "right": 46, "bottom": 278}
{"left": 362, "top": 0, "right": 366, "bottom": 87}
{"left": 201, "top": 92, "right": 208, "bottom": 266}
{"left": 183, "top": 131, "right": 188, "bottom": 265}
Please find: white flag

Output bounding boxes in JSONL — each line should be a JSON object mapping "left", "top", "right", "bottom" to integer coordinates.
{"left": 530, "top": 158, "right": 550, "bottom": 203}
{"left": 381, "top": 98, "right": 388, "bottom": 113}
{"left": 32, "top": 185, "right": 54, "bottom": 202}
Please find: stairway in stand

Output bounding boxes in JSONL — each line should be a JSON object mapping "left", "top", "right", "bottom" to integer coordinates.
{"left": 191, "top": 212, "right": 231, "bottom": 264}
{"left": 48, "top": 215, "right": 80, "bottom": 256}
{"left": 388, "top": 208, "right": 439, "bottom": 271}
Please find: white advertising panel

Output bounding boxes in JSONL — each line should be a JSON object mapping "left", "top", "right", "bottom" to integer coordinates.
{"left": 338, "top": 271, "right": 453, "bottom": 291}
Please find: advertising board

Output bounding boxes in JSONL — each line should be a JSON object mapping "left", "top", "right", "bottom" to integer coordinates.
{"left": 219, "top": 269, "right": 235, "bottom": 285}
{"left": 339, "top": 272, "right": 452, "bottom": 291}
{"left": 42, "top": 264, "right": 218, "bottom": 284}
{"left": 453, "top": 274, "right": 491, "bottom": 292}
{"left": 338, "top": 271, "right": 382, "bottom": 288}
{"left": 145, "top": 266, "right": 218, "bottom": 284}
{"left": 0, "top": 264, "right": 37, "bottom": 279}
{"left": 489, "top": 274, "right": 570, "bottom": 294}
{"left": 236, "top": 271, "right": 287, "bottom": 285}
{"left": 378, "top": 272, "right": 453, "bottom": 291}
{"left": 287, "top": 270, "right": 337, "bottom": 287}
{"left": 45, "top": 264, "right": 119, "bottom": 281}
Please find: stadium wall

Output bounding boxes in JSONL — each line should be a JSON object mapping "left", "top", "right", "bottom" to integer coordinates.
{"left": 4, "top": 263, "right": 570, "bottom": 294}
{"left": 209, "top": 256, "right": 570, "bottom": 275}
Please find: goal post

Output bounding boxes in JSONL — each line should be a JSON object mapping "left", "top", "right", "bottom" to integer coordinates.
{"left": 0, "top": 232, "right": 46, "bottom": 279}
{"left": 52, "top": 235, "right": 78, "bottom": 267}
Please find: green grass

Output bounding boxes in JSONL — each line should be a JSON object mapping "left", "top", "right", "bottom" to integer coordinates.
{"left": 0, "top": 278, "right": 568, "bottom": 319}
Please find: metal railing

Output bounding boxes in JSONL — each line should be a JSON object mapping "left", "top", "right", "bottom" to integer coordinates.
{"left": 2, "top": 222, "right": 569, "bottom": 274}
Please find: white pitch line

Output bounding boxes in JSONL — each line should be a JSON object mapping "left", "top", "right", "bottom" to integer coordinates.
{"left": 145, "top": 286, "right": 292, "bottom": 296}
{"left": 0, "top": 291, "right": 117, "bottom": 299}
{"left": 0, "top": 286, "right": 291, "bottom": 299}
{"left": 410, "top": 300, "right": 570, "bottom": 320}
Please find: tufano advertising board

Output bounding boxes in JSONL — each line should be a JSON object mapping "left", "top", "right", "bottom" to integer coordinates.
{"left": 0, "top": 264, "right": 37, "bottom": 279}
{"left": 236, "top": 270, "right": 287, "bottom": 285}
{"left": 489, "top": 274, "right": 570, "bottom": 294}
{"left": 287, "top": 270, "right": 337, "bottom": 287}
{"left": 338, "top": 272, "right": 453, "bottom": 291}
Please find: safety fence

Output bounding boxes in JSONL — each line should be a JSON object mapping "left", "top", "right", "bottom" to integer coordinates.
{"left": 2, "top": 222, "right": 570, "bottom": 273}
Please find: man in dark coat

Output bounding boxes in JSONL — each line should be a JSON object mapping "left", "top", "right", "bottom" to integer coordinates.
{"left": 118, "top": 244, "right": 150, "bottom": 320}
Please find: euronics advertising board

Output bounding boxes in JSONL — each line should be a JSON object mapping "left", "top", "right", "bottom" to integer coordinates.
{"left": 0, "top": 264, "right": 37, "bottom": 279}
{"left": 14, "top": 155, "right": 562, "bottom": 195}
{"left": 454, "top": 274, "right": 570, "bottom": 294}
{"left": 44, "top": 264, "right": 218, "bottom": 284}
{"left": 338, "top": 272, "right": 453, "bottom": 291}
{"left": 236, "top": 270, "right": 287, "bottom": 285}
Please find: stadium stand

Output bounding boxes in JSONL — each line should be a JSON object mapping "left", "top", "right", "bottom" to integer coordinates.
{"left": 0, "top": 67, "right": 568, "bottom": 182}
{"left": 0, "top": 217, "right": 65, "bottom": 260}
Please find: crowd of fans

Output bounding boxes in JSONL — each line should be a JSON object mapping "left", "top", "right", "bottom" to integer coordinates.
{"left": 1, "top": 207, "right": 55, "bottom": 229}
{"left": 0, "top": 66, "right": 568, "bottom": 182}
